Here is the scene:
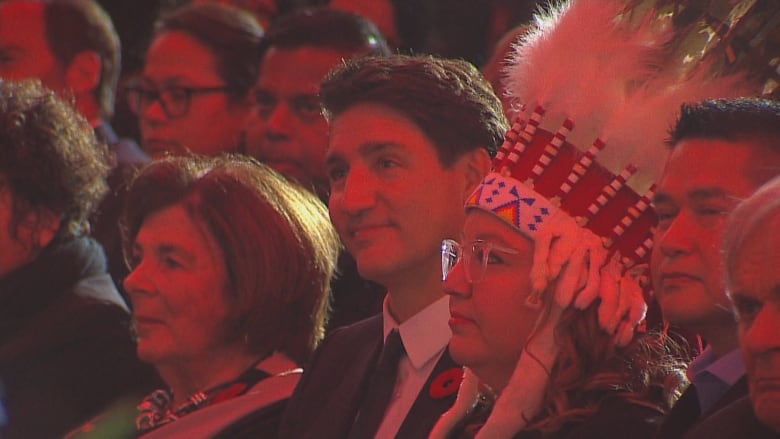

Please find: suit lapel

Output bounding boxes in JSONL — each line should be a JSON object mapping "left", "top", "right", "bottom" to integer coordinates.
{"left": 656, "top": 375, "right": 749, "bottom": 439}
{"left": 704, "top": 375, "right": 748, "bottom": 415}
{"left": 312, "top": 321, "right": 384, "bottom": 439}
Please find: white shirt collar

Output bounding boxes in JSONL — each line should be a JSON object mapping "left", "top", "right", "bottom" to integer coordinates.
{"left": 382, "top": 295, "right": 452, "bottom": 370}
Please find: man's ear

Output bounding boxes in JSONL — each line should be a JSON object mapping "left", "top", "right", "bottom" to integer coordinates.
{"left": 459, "top": 148, "right": 492, "bottom": 198}
{"left": 65, "top": 50, "right": 102, "bottom": 95}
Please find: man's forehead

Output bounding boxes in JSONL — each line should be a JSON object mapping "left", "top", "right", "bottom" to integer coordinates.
{"left": 326, "top": 140, "right": 407, "bottom": 163}
{"left": 0, "top": 1, "right": 45, "bottom": 25}
{"left": 0, "top": 4, "right": 47, "bottom": 51}
{"left": 259, "top": 45, "right": 352, "bottom": 87}
{"left": 656, "top": 138, "right": 776, "bottom": 200}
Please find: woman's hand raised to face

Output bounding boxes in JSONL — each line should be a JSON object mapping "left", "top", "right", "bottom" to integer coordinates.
{"left": 528, "top": 209, "right": 647, "bottom": 347}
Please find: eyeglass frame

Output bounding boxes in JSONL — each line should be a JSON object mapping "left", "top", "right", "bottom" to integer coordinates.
{"left": 441, "top": 238, "right": 520, "bottom": 284}
{"left": 124, "top": 84, "right": 233, "bottom": 120}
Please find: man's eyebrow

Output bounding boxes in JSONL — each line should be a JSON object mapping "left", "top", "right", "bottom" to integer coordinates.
{"left": 325, "top": 141, "right": 405, "bottom": 166}
{"left": 653, "top": 187, "right": 732, "bottom": 205}
{"left": 688, "top": 187, "right": 729, "bottom": 201}
{"left": 359, "top": 141, "right": 404, "bottom": 155}
{"left": 290, "top": 92, "right": 319, "bottom": 100}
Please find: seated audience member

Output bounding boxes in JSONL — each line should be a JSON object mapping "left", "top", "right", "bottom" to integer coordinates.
{"left": 652, "top": 98, "right": 780, "bottom": 438}
{"left": 432, "top": 167, "right": 687, "bottom": 439}
{"left": 278, "top": 54, "right": 505, "bottom": 439}
{"left": 244, "top": 7, "right": 391, "bottom": 330}
{"left": 127, "top": 3, "right": 263, "bottom": 157}
{"left": 121, "top": 155, "right": 339, "bottom": 437}
{"left": 245, "top": 7, "right": 390, "bottom": 199}
{"left": 0, "top": 79, "right": 158, "bottom": 439}
{"left": 0, "top": 0, "right": 149, "bottom": 287}
{"left": 681, "top": 173, "right": 780, "bottom": 439}
{"left": 431, "top": 0, "right": 771, "bottom": 436}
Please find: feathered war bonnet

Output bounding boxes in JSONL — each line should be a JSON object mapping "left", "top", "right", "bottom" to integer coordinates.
{"left": 469, "top": 0, "right": 772, "bottom": 271}
{"left": 433, "top": 0, "right": 777, "bottom": 437}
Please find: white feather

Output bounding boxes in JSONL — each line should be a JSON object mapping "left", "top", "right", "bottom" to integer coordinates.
{"left": 503, "top": 0, "right": 761, "bottom": 188}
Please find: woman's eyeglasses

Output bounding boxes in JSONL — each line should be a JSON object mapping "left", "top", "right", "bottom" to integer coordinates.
{"left": 441, "top": 239, "right": 519, "bottom": 284}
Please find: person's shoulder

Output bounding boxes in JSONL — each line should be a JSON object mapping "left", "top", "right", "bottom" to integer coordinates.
{"left": 140, "top": 377, "right": 298, "bottom": 439}
{"left": 294, "top": 313, "right": 382, "bottom": 382}
{"left": 94, "top": 122, "right": 149, "bottom": 166}
{"left": 562, "top": 396, "right": 664, "bottom": 439}
{"left": 278, "top": 314, "right": 384, "bottom": 438}
{"left": 682, "top": 396, "right": 779, "bottom": 439}
{"left": 319, "top": 313, "right": 383, "bottom": 349}
{"left": 70, "top": 273, "right": 128, "bottom": 307}
{"left": 61, "top": 274, "right": 133, "bottom": 331}
{"left": 334, "top": 312, "right": 383, "bottom": 332}
{"left": 16, "top": 272, "right": 131, "bottom": 347}
{"left": 212, "top": 398, "right": 288, "bottom": 439}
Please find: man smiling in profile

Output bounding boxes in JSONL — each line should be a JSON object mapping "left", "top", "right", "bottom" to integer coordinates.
{"left": 278, "top": 54, "right": 507, "bottom": 439}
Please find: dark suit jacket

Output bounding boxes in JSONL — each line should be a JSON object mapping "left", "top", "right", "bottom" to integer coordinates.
{"left": 654, "top": 375, "right": 748, "bottom": 439}
{"left": 682, "top": 396, "right": 779, "bottom": 439}
{"left": 278, "top": 314, "right": 459, "bottom": 439}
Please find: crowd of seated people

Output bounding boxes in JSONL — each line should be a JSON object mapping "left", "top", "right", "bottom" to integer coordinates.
{"left": 0, "top": 0, "right": 779, "bottom": 438}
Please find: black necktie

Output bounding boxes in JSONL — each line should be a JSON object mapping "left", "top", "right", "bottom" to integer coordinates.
{"left": 349, "top": 329, "right": 406, "bottom": 439}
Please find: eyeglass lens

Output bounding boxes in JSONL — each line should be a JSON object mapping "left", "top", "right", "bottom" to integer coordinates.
{"left": 441, "top": 239, "right": 489, "bottom": 284}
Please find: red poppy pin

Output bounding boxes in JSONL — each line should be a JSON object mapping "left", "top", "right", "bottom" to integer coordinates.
{"left": 429, "top": 367, "right": 463, "bottom": 399}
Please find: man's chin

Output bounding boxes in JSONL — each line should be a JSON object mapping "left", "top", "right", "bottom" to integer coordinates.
{"left": 352, "top": 252, "right": 397, "bottom": 285}
{"left": 753, "top": 393, "right": 780, "bottom": 433}
{"left": 659, "top": 301, "right": 735, "bottom": 333}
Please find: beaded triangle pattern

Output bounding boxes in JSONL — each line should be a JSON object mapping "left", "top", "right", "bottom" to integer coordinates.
{"left": 466, "top": 174, "right": 555, "bottom": 238}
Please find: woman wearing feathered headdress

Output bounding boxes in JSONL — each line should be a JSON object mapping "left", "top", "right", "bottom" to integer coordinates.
{"left": 430, "top": 0, "right": 772, "bottom": 436}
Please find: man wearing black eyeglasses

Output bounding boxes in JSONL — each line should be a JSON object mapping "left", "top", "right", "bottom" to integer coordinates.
{"left": 131, "top": 3, "right": 263, "bottom": 158}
